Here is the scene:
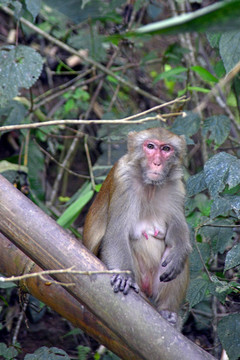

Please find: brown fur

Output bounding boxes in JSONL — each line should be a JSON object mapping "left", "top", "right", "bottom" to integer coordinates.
{"left": 83, "top": 127, "right": 191, "bottom": 321}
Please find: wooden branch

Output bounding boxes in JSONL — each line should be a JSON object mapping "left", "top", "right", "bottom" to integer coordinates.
{"left": 0, "top": 175, "right": 216, "bottom": 360}
{"left": 0, "top": 232, "right": 139, "bottom": 360}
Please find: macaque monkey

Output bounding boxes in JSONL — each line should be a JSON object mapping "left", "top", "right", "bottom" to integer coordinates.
{"left": 83, "top": 127, "right": 191, "bottom": 327}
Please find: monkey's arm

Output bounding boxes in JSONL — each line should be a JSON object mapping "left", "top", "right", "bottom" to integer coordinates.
{"left": 100, "top": 189, "right": 139, "bottom": 295}
{"left": 160, "top": 213, "right": 191, "bottom": 282}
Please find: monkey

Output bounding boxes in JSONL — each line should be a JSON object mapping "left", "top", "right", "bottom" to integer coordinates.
{"left": 83, "top": 127, "right": 192, "bottom": 327}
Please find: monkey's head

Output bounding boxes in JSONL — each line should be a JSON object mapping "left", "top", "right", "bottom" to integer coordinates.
{"left": 127, "top": 127, "right": 186, "bottom": 186}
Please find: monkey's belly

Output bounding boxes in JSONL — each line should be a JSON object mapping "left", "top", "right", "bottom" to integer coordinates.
{"left": 131, "top": 235, "right": 165, "bottom": 297}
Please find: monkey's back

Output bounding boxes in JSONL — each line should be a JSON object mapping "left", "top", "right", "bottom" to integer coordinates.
{"left": 83, "top": 164, "right": 117, "bottom": 254}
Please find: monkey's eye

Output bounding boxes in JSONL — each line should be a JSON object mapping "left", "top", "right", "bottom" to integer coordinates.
{"left": 162, "top": 145, "right": 171, "bottom": 152}
{"left": 147, "top": 143, "right": 155, "bottom": 149}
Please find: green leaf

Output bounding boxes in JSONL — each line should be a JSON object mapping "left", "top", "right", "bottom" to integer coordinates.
{"left": 170, "top": 111, "right": 201, "bottom": 137}
{"left": 210, "top": 196, "right": 232, "bottom": 218}
{"left": 0, "top": 45, "right": 43, "bottom": 106}
{"left": 202, "top": 115, "right": 231, "bottom": 146}
{"left": 186, "top": 171, "right": 207, "bottom": 197}
{"left": 153, "top": 66, "right": 187, "bottom": 83}
{"left": 28, "top": 140, "right": 45, "bottom": 201}
{"left": 220, "top": 31, "right": 240, "bottom": 73}
{"left": 194, "top": 194, "right": 212, "bottom": 216}
{"left": 218, "top": 314, "right": 240, "bottom": 360}
{"left": 25, "top": 0, "right": 42, "bottom": 20}
{"left": 45, "top": 0, "right": 124, "bottom": 23}
{"left": 211, "top": 195, "right": 240, "bottom": 218}
{"left": 191, "top": 65, "right": 218, "bottom": 83}
{"left": 77, "top": 345, "right": 91, "bottom": 360}
{"left": 187, "top": 86, "right": 210, "bottom": 93}
{"left": 57, "top": 184, "right": 94, "bottom": 228}
{"left": 187, "top": 277, "right": 210, "bottom": 308}
{"left": 24, "top": 346, "right": 70, "bottom": 360}
{"left": 131, "top": 1, "right": 240, "bottom": 36}
{"left": 0, "top": 343, "right": 18, "bottom": 358}
{"left": 189, "top": 242, "right": 211, "bottom": 273}
{"left": 208, "top": 276, "right": 232, "bottom": 303}
{"left": 200, "top": 219, "right": 233, "bottom": 254}
{"left": 207, "top": 32, "right": 221, "bottom": 48}
{"left": 204, "top": 152, "right": 240, "bottom": 197}
{"left": 0, "top": 100, "right": 27, "bottom": 127}
{"left": 225, "top": 243, "right": 240, "bottom": 271}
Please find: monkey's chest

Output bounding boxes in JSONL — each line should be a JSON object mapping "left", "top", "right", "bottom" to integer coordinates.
{"left": 130, "top": 220, "right": 166, "bottom": 297}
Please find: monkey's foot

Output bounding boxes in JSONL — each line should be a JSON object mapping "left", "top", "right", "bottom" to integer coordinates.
{"left": 160, "top": 310, "right": 178, "bottom": 327}
{"left": 111, "top": 274, "right": 139, "bottom": 295}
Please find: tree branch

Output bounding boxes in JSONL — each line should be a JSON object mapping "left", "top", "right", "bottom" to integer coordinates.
{"left": 0, "top": 175, "right": 216, "bottom": 360}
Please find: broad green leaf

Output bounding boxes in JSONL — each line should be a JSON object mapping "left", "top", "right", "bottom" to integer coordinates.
{"left": 188, "top": 86, "right": 210, "bottom": 93}
{"left": 220, "top": 31, "right": 240, "bottom": 73}
{"left": 230, "top": 195, "right": 240, "bottom": 218}
{"left": 200, "top": 219, "right": 233, "bottom": 254}
{"left": 186, "top": 171, "right": 207, "bottom": 197}
{"left": 153, "top": 66, "right": 187, "bottom": 83}
{"left": 57, "top": 188, "right": 94, "bottom": 228}
{"left": 202, "top": 115, "right": 231, "bottom": 146}
{"left": 227, "top": 159, "right": 240, "bottom": 189}
{"left": 24, "top": 346, "right": 70, "bottom": 360}
{"left": 0, "top": 343, "right": 18, "bottom": 358}
{"left": 0, "top": 100, "right": 27, "bottom": 127}
{"left": 45, "top": 0, "right": 124, "bottom": 23}
{"left": 26, "top": 0, "right": 42, "bottom": 20}
{"left": 210, "top": 196, "right": 232, "bottom": 218}
{"left": 190, "top": 242, "right": 210, "bottom": 273}
{"left": 187, "top": 277, "right": 210, "bottom": 308}
{"left": 170, "top": 111, "right": 201, "bottom": 137}
{"left": 28, "top": 140, "right": 45, "bottom": 201}
{"left": 225, "top": 243, "right": 240, "bottom": 271}
{"left": 194, "top": 193, "right": 212, "bottom": 216}
{"left": 0, "top": 45, "right": 43, "bottom": 106}
{"left": 204, "top": 152, "right": 240, "bottom": 197}
{"left": 208, "top": 276, "right": 232, "bottom": 303}
{"left": 191, "top": 66, "right": 218, "bottom": 83}
{"left": 132, "top": 1, "right": 240, "bottom": 36}
{"left": 0, "top": 161, "right": 27, "bottom": 174}
{"left": 207, "top": 32, "right": 221, "bottom": 48}
{"left": 218, "top": 314, "right": 240, "bottom": 360}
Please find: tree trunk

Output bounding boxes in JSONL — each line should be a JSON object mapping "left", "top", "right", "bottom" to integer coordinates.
{"left": 0, "top": 175, "right": 216, "bottom": 360}
{"left": 0, "top": 231, "right": 141, "bottom": 360}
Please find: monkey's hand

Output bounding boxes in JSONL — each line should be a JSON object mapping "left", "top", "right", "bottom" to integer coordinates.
{"left": 159, "top": 248, "right": 186, "bottom": 282}
{"left": 111, "top": 273, "right": 139, "bottom": 295}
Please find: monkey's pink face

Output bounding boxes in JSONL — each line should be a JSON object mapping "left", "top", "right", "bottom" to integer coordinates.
{"left": 143, "top": 139, "right": 175, "bottom": 182}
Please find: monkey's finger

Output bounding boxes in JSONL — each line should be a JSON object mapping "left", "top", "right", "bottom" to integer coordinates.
{"left": 131, "top": 282, "right": 140, "bottom": 293}
{"left": 111, "top": 274, "right": 122, "bottom": 292}
{"left": 123, "top": 278, "right": 131, "bottom": 295}
{"left": 110, "top": 274, "right": 118, "bottom": 286}
{"left": 120, "top": 277, "right": 127, "bottom": 292}
{"left": 160, "top": 267, "right": 177, "bottom": 282}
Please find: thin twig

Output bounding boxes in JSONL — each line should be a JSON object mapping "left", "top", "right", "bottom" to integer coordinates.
{"left": 0, "top": 268, "right": 131, "bottom": 283}
{"left": 34, "top": 139, "right": 90, "bottom": 180}
{"left": 84, "top": 135, "right": 96, "bottom": 189}
{"left": 0, "top": 97, "right": 186, "bottom": 133}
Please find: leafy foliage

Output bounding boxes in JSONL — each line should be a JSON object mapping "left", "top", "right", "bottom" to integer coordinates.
{"left": 218, "top": 314, "right": 240, "bottom": 360}
{"left": 0, "top": 45, "right": 43, "bottom": 106}
{"left": 0, "top": 0, "right": 240, "bottom": 359}
{"left": 24, "top": 346, "right": 70, "bottom": 360}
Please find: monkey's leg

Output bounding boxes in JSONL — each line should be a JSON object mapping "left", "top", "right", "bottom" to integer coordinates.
{"left": 153, "top": 263, "right": 189, "bottom": 328}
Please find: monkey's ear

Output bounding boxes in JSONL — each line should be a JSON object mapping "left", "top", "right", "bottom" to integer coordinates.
{"left": 180, "top": 135, "right": 186, "bottom": 146}
{"left": 127, "top": 131, "right": 137, "bottom": 152}
{"left": 179, "top": 135, "right": 187, "bottom": 156}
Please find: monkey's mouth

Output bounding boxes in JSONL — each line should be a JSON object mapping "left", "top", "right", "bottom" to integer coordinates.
{"left": 148, "top": 171, "right": 161, "bottom": 180}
